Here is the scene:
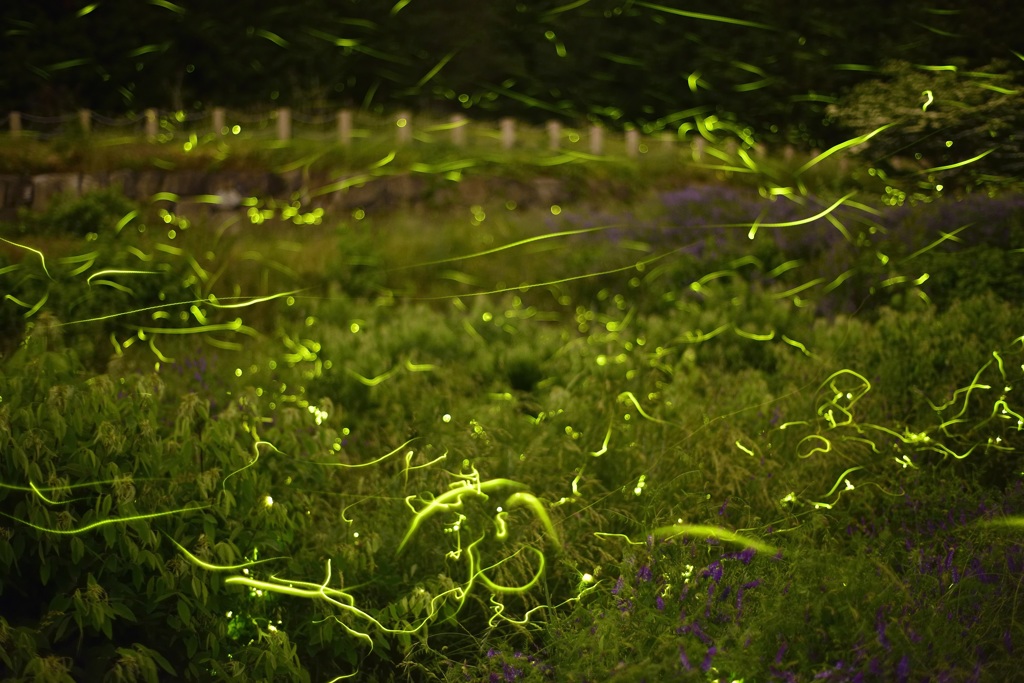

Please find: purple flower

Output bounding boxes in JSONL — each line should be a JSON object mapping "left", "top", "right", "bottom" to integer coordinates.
{"left": 611, "top": 576, "right": 625, "bottom": 595}
{"left": 876, "top": 608, "right": 891, "bottom": 650}
{"left": 701, "top": 646, "right": 717, "bottom": 672}
{"left": 896, "top": 654, "right": 910, "bottom": 683}
{"left": 502, "top": 663, "right": 522, "bottom": 682}
{"left": 637, "top": 565, "right": 652, "bottom": 582}
{"left": 679, "top": 647, "right": 692, "bottom": 671}
{"left": 656, "top": 595, "right": 665, "bottom": 611}
{"left": 702, "top": 561, "right": 723, "bottom": 583}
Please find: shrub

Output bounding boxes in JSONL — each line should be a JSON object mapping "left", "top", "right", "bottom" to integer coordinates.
{"left": 828, "top": 59, "right": 1024, "bottom": 191}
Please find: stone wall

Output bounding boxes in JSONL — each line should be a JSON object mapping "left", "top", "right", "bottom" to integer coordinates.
{"left": 0, "top": 168, "right": 637, "bottom": 219}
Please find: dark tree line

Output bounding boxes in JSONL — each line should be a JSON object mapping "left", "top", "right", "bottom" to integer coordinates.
{"left": 1, "top": 0, "right": 1022, "bottom": 147}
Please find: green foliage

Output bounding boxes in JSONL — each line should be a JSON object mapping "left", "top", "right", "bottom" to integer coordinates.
{"left": 829, "top": 59, "right": 1024, "bottom": 190}
{"left": 3, "top": 172, "right": 1024, "bottom": 682}
{"left": 25, "top": 188, "right": 139, "bottom": 237}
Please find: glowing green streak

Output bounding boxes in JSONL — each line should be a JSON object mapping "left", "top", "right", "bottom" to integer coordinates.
{"left": 781, "top": 335, "right": 811, "bottom": 356}
{"left": 757, "top": 193, "right": 857, "bottom": 229}
{"left": 921, "top": 90, "right": 934, "bottom": 111}
{"left": 919, "top": 149, "right": 994, "bottom": 174}
{"left": 167, "top": 536, "right": 284, "bottom": 571}
{"left": 926, "top": 362, "right": 992, "bottom": 420}
{"left": 223, "top": 440, "right": 282, "bottom": 491}
{"left": 322, "top": 438, "right": 419, "bottom": 469}
{"left": 650, "top": 524, "right": 777, "bottom": 553}
{"left": 476, "top": 546, "right": 546, "bottom": 594}
{"left": 207, "top": 291, "right": 303, "bottom": 309}
{"left": 415, "top": 50, "right": 456, "bottom": 88}
{"left": 398, "top": 225, "right": 622, "bottom": 270}
{"left": 148, "top": 337, "right": 173, "bottom": 363}
{"left": 678, "top": 324, "right": 730, "bottom": 343}
{"left": 131, "top": 319, "right": 255, "bottom": 336}
{"left": 992, "top": 399, "right": 1024, "bottom": 426}
{"left": 416, "top": 249, "right": 677, "bottom": 301}
{"left": 735, "top": 440, "right": 755, "bottom": 456}
{"left": 312, "top": 174, "right": 373, "bottom": 197}
{"left": 823, "top": 270, "right": 856, "bottom": 294}
{"left": 771, "top": 278, "right": 826, "bottom": 299}
{"left": 821, "top": 467, "right": 864, "bottom": 497}
{"left": 1, "top": 506, "right": 205, "bottom": 535}
{"left": 593, "top": 532, "right": 645, "bottom": 545}
{"left": 635, "top": 1, "right": 773, "bottom": 29}
{"left": 390, "top": 0, "right": 412, "bottom": 15}
{"left": 346, "top": 368, "right": 396, "bottom": 386}
{"left": 86, "top": 269, "right": 159, "bottom": 286}
{"left": 76, "top": 3, "right": 99, "bottom": 17}
{"left": 618, "top": 391, "right": 675, "bottom": 426}
{"left": 151, "top": 192, "right": 180, "bottom": 204}
{"left": 733, "top": 327, "right": 775, "bottom": 341}
{"left": 590, "top": 421, "right": 612, "bottom": 456}
{"left": 255, "top": 28, "right": 288, "bottom": 48}
{"left": 205, "top": 337, "right": 242, "bottom": 351}
{"left": 91, "top": 280, "right": 134, "bottom": 294}
{"left": 405, "top": 359, "right": 436, "bottom": 372}
{"left": 5, "top": 292, "right": 48, "bottom": 318}
{"left": 0, "top": 237, "right": 52, "bottom": 280}
{"left": 398, "top": 479, "right": 527, "bottom": 553}
{"left": 797, "top": 435, "right": 831, "bottom": 458}
{"left": 148, "top": 0, "right": 185, "bottom": 13}
{"left": 993, "top": 351, "right": 1006, "bottom": 380}
{"left": 796, "top": 126, "right": 894, "bottom": 175}
{"left": 28, "top": 481, "right": 65, "bottom": 505}
{"left": 505, "top": 492, "right": 561, "bottom": 550}
{"left": 974, "top": 516, "right": 1024, "bottom": 529}
{"left": 901, "top": 225, "right": 970, "bottom": 261}
{"left": 542, "top": 0, "right": 591, "bottom": 17}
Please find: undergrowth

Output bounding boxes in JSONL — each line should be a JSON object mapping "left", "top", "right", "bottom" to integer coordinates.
{"left": 1, "top": 158, "right": 1023, "bottom": 682}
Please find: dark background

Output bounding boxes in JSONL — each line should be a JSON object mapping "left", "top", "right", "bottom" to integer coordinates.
{"left": 1, "top": 0, "right": 1022, "bottom": 147}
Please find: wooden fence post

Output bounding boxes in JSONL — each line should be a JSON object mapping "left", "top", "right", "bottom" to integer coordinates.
{"left": 547, "top": 120, "right": 561, "bottom": 150}
{"left": 691, "top": 137, "right": 705, "bottom": 161}
{"left": 450, "top": 114, "right": 466, "bottom": 146}
{"left": 396, "top": 111, "right": 411, "bottom": 145}
{"left": 276, "top": 107, "right": 291, "bottom": 140}
{"left": 212, "top": 107, "right": 226, "bottom": 135}
{"left": 145, "top": 109, "right": 158, "bottom": 141}
{"left": 337, "top": 109, "right": 352, "bottom": 146}
{"left": 500, "top": 117, "right": 515, "bottom": 150}
{"left": 78, "top": 109, "right": 91, "bottom": 134}
{"left": 625, "top": 129, "right": 639, "bottom": 158}
{"left": 589, "top": 125, "right": 604, "bottom": 155}
{"left": 9, "top": 111, "right": 21, "bottom": 137}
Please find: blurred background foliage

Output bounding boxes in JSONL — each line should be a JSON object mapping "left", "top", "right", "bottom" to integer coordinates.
{"left": 2, "top": 0, "right": 1022, "bottom": 152}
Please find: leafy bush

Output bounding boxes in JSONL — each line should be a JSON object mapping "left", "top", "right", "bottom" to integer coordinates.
{"left": 828, "top": 59, "right": 1024, "bottom": 190}
{"left": 27, "top": 188, "right": 139, "bottom": 237}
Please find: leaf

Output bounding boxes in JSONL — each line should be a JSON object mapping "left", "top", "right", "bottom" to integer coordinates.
{"left": 70, "top": 536, "right": 85, "bottom": 564}
{"left": 110, "top": 602, "right": 137, "bottom": 622}
{"left": 176, "top": 599, "right": 191, "bottom": 626}
{"left": 145, "top": 646, "right": 177, "bottom": 676}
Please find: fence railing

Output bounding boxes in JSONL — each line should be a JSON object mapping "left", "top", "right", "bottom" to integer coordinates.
{"left": 2, "top": 107, "right": 789, "bottom": 163}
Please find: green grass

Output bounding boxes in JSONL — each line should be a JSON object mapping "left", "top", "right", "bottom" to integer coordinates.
{"left": 1, "top": 158, "right": 1023, "bottom": 682}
